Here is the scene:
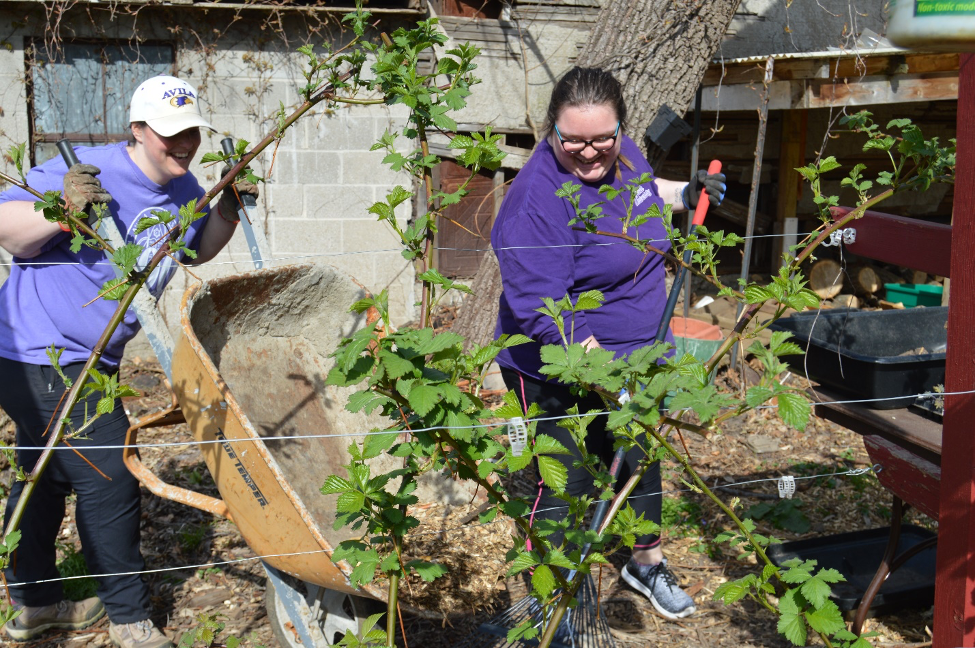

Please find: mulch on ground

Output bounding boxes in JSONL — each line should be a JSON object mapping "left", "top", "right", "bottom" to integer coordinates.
{"left": 1, "top": 354, "right": 936, "bottom": 648}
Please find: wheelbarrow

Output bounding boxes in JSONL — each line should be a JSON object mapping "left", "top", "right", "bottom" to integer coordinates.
{"left": 122, "top": 263, "right": 482, "bottom": 646}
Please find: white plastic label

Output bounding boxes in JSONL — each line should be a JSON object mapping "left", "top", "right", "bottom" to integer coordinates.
{"left": 508, "top": 417, "right": 528, "bottom": 456}
{"left": 777, "top": 475, "right": 796, "bottom": 499}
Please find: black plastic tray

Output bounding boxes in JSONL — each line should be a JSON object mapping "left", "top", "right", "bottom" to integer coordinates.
{"left": 769, "top": 307, "right": 948, "bottom": 409}
{"left": 767, "top": 525, "right": 937, "bottom": 613}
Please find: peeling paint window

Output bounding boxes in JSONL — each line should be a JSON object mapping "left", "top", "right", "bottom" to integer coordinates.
{"left": 27, "top": 40, "right": 174, "bottom": 165}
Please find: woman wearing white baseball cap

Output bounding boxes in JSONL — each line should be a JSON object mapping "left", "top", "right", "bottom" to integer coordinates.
{"left": 0, "top": 75, "right": 256, "bottom": 648}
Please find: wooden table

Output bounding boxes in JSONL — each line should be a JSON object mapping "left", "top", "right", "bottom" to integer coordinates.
{"left": 809, "top": 386, "right": 941, "bottom": 519}
{"left": 808, "top": 386, "right": 942, "bottom": 633}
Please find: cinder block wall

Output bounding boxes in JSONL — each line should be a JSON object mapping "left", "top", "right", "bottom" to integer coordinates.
{"left": 0, "top": 8, "right": 418, "bottom": 364}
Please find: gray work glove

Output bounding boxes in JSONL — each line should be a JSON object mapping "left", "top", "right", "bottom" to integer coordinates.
{"left": 682, "top": 170, "right": 726, "bottom": 210}
{"left": 216, "top": 165, "right": 260, "bottom": 224}
{"left": 63, "top": 164, "right": 112, "bottom": 213}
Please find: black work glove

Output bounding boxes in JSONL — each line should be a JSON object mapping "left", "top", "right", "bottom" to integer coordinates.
{"left": 216, "top": 165, "right": 260, "bottom": 224}
{"left": 682, "top": 170, "right": 726, "bottom": 210}
{"left": 63, "top": 164, "right": 112, "bottom": 213}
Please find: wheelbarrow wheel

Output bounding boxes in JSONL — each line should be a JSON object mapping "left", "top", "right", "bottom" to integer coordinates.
{"left": 266, "top": 579, "right": 383, "bottom": 647}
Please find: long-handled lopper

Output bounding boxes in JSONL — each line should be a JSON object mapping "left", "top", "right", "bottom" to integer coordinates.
{"left": 220, "top": 137, "right": 269, "bottom": 270}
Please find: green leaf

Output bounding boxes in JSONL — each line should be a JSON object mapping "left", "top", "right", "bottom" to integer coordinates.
{"left": 406, "top": 560, "right": 448, "bottom": 582}
{"left": 379, "top": 350, "right": 416, "bottom": 379}
{"left": 816, "top": 567, "right": 845, "bottom": 584}
{"left": 532, "top": 435, "right": 570, "bottom": 456}
{"left": 361, "top": 431, "right": 400, "bottom": 459}
{"left": 541, "top": 548, "right": 575, "bottom": 570}
{"left": 745, "top": 386, "right": 776, "bottom": 408}
{"left": 744, "top": 284, "right": 774, "bottom": 304}
{"left": 777, "top": 392, "right": 810, "bottom": 430}
{"left": 321, "top": 475, "right": 355, "bottom": 494}
{"left": 407, "top": 384, "right": 439, "bottom": 417}
{"left": 531, "top": 564, "right": 556, "bottom": 599}
{"left": 574, "top": 290, "right": 604, "bottom": 311}
{"left": 336, "top": 491, "right": 366, "bottom": 513}
{"left": 817, "top": 156, "right": 842, "bottom": 173}
{"left": 777, "top": 588, "right": 808, "bottom": 646}
{"left": 781, "top": 562, "right": 814, "bottom": 585}
{"left": 801, "top": 576, "right": 833, "bottom": 612}
{"left": 96, "top": 396, "right": 115, "bottom": 415}
{"left": 507, "top": 551, "right": 539, "bottom": 575}
{"left": 713, "top": 579, "right": 749, "bottom": 605}
{"left": 805, "top": 600, "right": 845, "bottom": 636}
{"left": 537, "top": 455, "right": 568, "bottom": 492}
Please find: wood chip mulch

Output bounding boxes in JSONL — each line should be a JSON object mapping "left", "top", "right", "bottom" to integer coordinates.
{"left": 1, "top": 356, "right": 937, "bottom": 648}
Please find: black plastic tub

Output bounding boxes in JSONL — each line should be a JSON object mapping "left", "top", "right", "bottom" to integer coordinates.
{"left": 769, "top": 307, "right": 948, "bottom": 409}
{"left": 767, "top": 525, "right": 937, "bottom": 613}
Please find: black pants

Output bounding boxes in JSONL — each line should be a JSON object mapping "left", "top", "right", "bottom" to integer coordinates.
{"left": 1, "top": 357, "right": 151, "bottom": 623}
{"left": 502, "top": 368, "right": 662, "bottom": 550}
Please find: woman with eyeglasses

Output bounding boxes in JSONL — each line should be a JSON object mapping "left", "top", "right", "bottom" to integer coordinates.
{"left": 491, "top": 66, "right": 725, "bottom": 621}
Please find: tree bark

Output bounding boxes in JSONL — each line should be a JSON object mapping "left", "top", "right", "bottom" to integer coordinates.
{"left": 452, "top": 0, "right": 739, "bottom": 344}
{"left": 576, "top": 0, "right": 740, "bottom": 168}
{"left": 450, "top": 249, "right": 502, "bottom": 350}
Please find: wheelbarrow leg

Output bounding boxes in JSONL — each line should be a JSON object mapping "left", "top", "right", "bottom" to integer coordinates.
{"left": 263, "top": 562, "right": 325, "bottom": 647}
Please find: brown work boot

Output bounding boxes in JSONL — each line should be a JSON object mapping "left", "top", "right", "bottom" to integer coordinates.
{"left": 109, "top": 619, "right": 174, "bottom": 648}
{"left": 3, "top": 596, "right": 105, "bottom": 641}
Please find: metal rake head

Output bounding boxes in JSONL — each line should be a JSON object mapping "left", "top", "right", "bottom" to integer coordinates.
{"left": 463, "top": 575, "right": 614, "bottom": 648}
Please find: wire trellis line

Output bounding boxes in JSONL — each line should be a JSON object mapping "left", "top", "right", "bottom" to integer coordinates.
{"left": 0, "top": 464, "right": 884, "bottom": 589}
{"left": 6, "top": 390, "right": 967, "bottom": 453}
{"left": 0, "top": 231, "right": 822, "bottom": 267}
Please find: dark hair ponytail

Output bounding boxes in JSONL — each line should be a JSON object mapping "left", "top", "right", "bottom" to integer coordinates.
{"left": 543, "top": 67, "right": 627, "bottom": 136}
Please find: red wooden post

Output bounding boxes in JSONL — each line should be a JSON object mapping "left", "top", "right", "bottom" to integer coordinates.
{"left": 933, "top": 52, "right": 975, "bottom": 649}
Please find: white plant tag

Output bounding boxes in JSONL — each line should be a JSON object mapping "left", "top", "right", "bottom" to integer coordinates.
{"left": 508, "top": 417, "right": 528, "bottom": 456}
{"left": 777, "top": 475, "right": 796, "bottom": 499}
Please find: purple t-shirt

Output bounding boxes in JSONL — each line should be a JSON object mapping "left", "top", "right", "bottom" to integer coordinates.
{"left": 0, "top": 142, "right": 209, "bottom": 366}
{"left": 492, "top": 135, "right": 674, "bottom": 380}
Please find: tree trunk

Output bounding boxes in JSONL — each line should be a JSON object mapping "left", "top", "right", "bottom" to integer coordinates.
{"left": 576, "top": 0, "right": 740, "bottom": 168}
{"left": 452, "top": 0, "right": 739, "bottom": 343}
{"left": 450, "top": 249, "right": 502, "bottom": 350}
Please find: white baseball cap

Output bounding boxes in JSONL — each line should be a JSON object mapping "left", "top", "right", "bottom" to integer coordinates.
{"left": 129, "top": 75, "right": 216, "bottom": 137}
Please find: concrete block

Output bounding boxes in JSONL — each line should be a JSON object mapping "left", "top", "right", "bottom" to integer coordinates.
{"left": 278, "top": 151, "right": 342, "bottom": 185}
{"left": 341, "top": 151, "right": 406, "bottom": 187}
{"left": 343, "top": 219, "right": 401, "bottom": 254}
{"left": 307, "top": 109, "right": 378, "bottom": 152}
{"left": 274, "top": 218, "right": 343, "bottom": 256}
{"left": 267, "top": 183, "right": 307, "bottom": 221}
{"left": 307, "top": 185, "right": 375, "bottom": 221}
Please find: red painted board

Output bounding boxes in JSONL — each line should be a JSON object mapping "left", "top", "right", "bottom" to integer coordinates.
{"left": 829, "top": 207, "right": 952, "bottom": 277}
{"left": 863, "top": 435, "right": 941, "bottom": 520}
{"left": 934, "top": 52, "right": 975, "bottom": 649}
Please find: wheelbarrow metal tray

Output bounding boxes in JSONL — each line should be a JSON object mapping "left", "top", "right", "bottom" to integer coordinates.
{"left": 767, "top": 525, "right": 937, "bottom": 613}
{"left": 768, "top": 307, "right": 948, "bottom": 408}
{"left": 172, "top": 263, "right": 383, "bottom": 596}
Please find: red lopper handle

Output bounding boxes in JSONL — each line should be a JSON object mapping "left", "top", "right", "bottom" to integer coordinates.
{"left": 691, "top": 159, "right": 722, "bottom": 226}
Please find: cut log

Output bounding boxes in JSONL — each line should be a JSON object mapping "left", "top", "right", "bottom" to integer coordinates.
{"left": 851, "top": 266, "right": 881, "bottom": 296}
{"left": 834, "top": 293, "right": 861, "bottom": 309}
{"left": 809, "top": 259, "right": 843, "bottom": 299}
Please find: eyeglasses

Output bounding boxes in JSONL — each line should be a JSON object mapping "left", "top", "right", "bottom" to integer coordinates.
{"left": 554, "top": 122, "right": 620, "bottom": 154}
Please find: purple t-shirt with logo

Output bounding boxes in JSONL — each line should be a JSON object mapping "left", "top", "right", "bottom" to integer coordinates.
{"left": 492, "top": 135, "right": 674, "bottom": 380}
{"left": 0, "top": 141, "right": 209, "bottom": 366}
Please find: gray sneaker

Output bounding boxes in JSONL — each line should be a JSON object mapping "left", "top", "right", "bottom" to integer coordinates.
{"left": 3, "top": 596, "right": 105, "bottom": 641}
{"left": 621, "top": 557, "right": 696, "bottom": 620}
{"left": 108, "top": 619, "right": 174, "bottom": 648}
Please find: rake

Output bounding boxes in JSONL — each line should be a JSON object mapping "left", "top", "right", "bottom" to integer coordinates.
{"left": 467, "top": 161, "right": 722, "bottom": 647}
